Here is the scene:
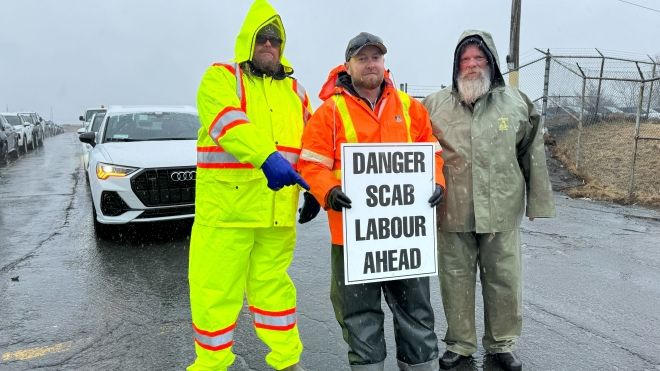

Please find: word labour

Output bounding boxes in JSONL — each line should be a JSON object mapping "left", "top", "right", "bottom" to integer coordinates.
{"left": 355, "top": 216, "right": 426, "bottom": 241}
{"left": 353, "top": 151, "right": 425, "bottom": 174}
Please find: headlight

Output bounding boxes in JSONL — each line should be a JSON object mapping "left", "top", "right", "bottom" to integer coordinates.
{"left": 96, "top": 162, "right": 138, "bottom": 180}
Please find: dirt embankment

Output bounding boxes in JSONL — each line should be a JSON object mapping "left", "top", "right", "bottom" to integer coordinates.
{"left": 546, "top": 121, "right": 660, "bottom": 209}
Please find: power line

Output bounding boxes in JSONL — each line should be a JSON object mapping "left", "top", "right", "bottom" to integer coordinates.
{"left": 614, "top": 0, "right": 660, "bottom": 13}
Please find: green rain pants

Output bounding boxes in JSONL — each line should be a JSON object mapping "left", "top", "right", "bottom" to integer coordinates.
{"left": 188, "top": 224, "right": 303, "bottom": 371}
{"left": 331, "top": 245, "right": 439, "bottom": 371}
{"left": 438, "top": 229, "right": 522, "bottom": 356}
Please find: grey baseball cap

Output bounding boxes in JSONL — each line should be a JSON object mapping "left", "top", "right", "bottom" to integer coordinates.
{"left": 345, "top": 32, "right": 387, "bottom": 61}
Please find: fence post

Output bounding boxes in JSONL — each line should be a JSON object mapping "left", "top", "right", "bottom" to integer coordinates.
{"left": 540, "top": 50, "right": 551, "bottom": 130}
{"left": 644, "top": 56, "right": 656, "bottom": 120}
{"left": 576, "top": 63, "right": 587, "bottom": 170}
{"left": 628, "top": 82, "right": 645, "bottom": 198}
{"left": 595, "top": 48, "right": 605, "bottom": 119}
{"left": 628, "top": 63, "right": 647, "bottom": 198}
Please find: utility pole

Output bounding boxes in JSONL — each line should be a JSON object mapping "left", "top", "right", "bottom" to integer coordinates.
{"left": 507, "top": 0, "right": 521, "bottom": 88}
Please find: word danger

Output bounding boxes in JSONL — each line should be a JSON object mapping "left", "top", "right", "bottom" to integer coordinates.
{"left": 353, "top": 151, "right": 425, "bottom": 174}
{"left": 355, "top": 216, "right": 426, "bottom": 241}
{"left": 363, "top": 248, "right": 421, "bottom": 273}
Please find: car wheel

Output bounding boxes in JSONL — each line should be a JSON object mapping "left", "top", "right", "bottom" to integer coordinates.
{"left": 92, "top": 203, "right": 114, "bottom": 240}
{"left": 0, "top": 144, "right": 8, "bottom": 166}
{"left": 12, "top": 138, "right": 19, "bottom": 159}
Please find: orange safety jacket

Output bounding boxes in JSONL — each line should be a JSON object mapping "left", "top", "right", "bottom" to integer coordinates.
{"left": 299, "top": 65, "right": 445, "bottom": 245}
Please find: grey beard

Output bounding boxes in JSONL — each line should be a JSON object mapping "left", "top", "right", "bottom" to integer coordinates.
{"left": 457, "top": 70, "right": 491, "bottom": 105}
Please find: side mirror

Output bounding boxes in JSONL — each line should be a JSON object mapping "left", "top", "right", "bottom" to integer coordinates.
{"left": 79, "top": 115, "right": 84, "bottom": 121}
{"left": 79, "top": 131, "right": 96, "bottom": 147}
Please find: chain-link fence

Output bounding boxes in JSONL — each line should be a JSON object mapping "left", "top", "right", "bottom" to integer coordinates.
{"left": 403, "top": 49, "right": 660, "bottom": 202}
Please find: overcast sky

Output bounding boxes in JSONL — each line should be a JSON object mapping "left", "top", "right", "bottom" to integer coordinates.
{"left": 1, "top": 0, "right": 659, "bottom": 123}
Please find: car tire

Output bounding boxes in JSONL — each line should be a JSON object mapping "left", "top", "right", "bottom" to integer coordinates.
{"left": 0, "top": 144, "right": 8, "bottom": 166}
{"left": 92, "top": 203, "right": 114, "bottom": 240}
{"left": 12, "top": 138, "right": 19, "bottom": 159}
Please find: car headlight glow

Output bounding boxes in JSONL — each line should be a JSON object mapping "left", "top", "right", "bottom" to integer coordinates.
{"left": 96, "top": 162, "right": 138, "bottom": 180}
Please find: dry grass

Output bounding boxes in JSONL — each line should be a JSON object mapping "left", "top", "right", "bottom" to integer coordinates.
{"left": 551, "top": 121, "right": 660, "bottom": 208}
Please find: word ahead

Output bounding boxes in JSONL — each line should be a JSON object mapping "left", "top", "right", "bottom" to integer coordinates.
{"left": 353, "top": 151, "right": 425, "bottom": 174}
{"left": 364, "top": 248, "right": 422, "bottom": 274}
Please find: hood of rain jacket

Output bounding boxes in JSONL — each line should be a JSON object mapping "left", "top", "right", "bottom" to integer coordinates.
{"left": 233, "top": 0, "right": 293, "bottom": 75}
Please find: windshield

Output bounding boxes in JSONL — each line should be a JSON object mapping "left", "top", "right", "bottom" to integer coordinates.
{"left": 3, "top": 115, "right": 21, "bottom": 126}
{"left": 19, "top": 114, "right": 34, "bottom": 124}
{"left": 103, "top": 112, "right": 200, "bottom": 142}
{"left": 85, "top": 109, "right": 105, "bottom": 122}
{"left": 90, "top": 113, "right": 106, "bottom": 133}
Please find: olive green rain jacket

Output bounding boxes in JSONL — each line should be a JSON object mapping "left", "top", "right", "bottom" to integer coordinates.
{"left": 195, "top": 0, "right": 311, "bottom": 228}
{"left": 422, "top": 30, "right": 555, "bottom": 233}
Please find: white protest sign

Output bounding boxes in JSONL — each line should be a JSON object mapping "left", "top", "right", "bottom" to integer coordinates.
{"left": 341, "top": 143, "right": 438, "bottom": 285}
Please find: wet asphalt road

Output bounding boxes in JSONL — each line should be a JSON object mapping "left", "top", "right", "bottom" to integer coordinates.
{"left": 1, "top": 132, "right": 659, "bottom": 371}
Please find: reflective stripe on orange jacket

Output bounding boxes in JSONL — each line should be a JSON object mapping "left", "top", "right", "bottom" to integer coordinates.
{"left": 299, "top": 66, "right": 445, "bottom": 245}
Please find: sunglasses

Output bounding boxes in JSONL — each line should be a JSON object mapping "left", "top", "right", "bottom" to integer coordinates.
{"left": 256, "top": 35, "right": 282, "bottom": 47}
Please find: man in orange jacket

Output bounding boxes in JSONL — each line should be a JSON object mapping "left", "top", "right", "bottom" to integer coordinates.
{"left": 298, "top": 32, "right": 446, "bottom": 371}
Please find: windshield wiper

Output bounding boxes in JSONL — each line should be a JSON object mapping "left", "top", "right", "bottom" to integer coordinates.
{"left": 105, "top": 138, "right": 141, "bottom": 142}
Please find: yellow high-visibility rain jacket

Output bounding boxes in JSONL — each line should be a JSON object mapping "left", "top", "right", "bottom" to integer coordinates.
{"left": 195, "top": 0, "right": 311, "bottom": 229}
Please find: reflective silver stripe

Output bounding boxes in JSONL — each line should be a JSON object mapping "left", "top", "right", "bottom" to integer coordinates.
{"left": 209, "top": 110, "right": 249, "bottom": 141}
{"left": 280, "top": 151, "right": 299, "bottom": 164}
{"left": 294, "top": 82, "right": 307, "bottom": 105}
{"left": 198, "top": 151, "right": 241, "bottom": 164}
{"left": 433, "top": 141, "right": 443, "bottom": 153}
{"left": 198, "top": 150, "right": 298, "bottom": 165}
{"left": 253, "top": 312, "right": 297, "bottom": 327}
{"left": 300, "top": 149, "right": 334, "bottom": 169}
{"left": 193, "top": 328, "right": 234, "bottom": 349}
{"left": 233, "top": 63, "right": 243, "bottom": 104}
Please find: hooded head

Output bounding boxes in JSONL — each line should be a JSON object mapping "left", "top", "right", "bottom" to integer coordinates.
{"left": 451, "top": 30, "right": 505, "bottom": 94}
{"left": 234, "top": 0, "right": 293, "bottom": 76}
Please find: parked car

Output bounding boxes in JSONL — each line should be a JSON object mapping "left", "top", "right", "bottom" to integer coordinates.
{"left": 78, "top": 105, "right": 199, "bottom": 238}
{"left": 1, "top": 113, "right": 34, "bottom": 152}
{"left": 0, "top": 116, "right": 20, "bottom": 165}
{"left": 79, "top": 111, "right": 107, "bottom": 173}
{"left": 79, "top": 107, "right": 106, "bottom": 129}
{"left": 17, "top": 112, "right": 44, "bottom": 147}
{"left": 646, "top": 108, "right": 660, "bottom": 122}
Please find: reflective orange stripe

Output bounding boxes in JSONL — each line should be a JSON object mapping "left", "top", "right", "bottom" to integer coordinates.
{"left": 197, "top": 146, "right": 300, "bottom": 169}
{"left": 212, "top": 63, "right": 246, "bottom": 111}
{"left": 249, "top": 306, "right": 297, "bottom": 331}
{"left": 192, "top": 322, "right": 236, "bottom": 351}
{"left": 209, "top": 106, "right": 249, "bottom": 142}
{"left": 292, "top": 79, "right": 311, "bottom": 124}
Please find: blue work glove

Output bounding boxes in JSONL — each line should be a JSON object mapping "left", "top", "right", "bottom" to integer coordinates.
{"left": 298, "top": 192, "right": 321, "bottom": 224}
{"left": 261, "top": 152, "right": 310, "bottom": 191}
{"left": 326, "top": 186, "right": 352, "bottom": 211}
{"left": 428, "top": 184, "right": 444, "bottom": 207}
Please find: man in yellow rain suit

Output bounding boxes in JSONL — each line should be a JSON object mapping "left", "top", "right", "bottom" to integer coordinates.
{"left": 188, "top": 1, "right": 318, "bottom": 370}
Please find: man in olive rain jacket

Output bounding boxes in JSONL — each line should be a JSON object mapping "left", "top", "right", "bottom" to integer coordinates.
{"left": 422, "top": 30, "right": 555, "bottom": 371}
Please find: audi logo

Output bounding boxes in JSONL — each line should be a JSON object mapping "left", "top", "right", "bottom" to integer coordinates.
{"left": 171, "top": 170, "right": 196, "bottom": 181}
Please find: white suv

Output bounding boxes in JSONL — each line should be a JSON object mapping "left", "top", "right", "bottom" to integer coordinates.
{"left": 78, "top": 105, "right": 199, "bottom": 238}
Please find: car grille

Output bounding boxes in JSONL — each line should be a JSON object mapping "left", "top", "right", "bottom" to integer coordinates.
{"left": 130, "top": 167, "right": 196, "bottom": 207}
{"left": 136, "top": 205, "right": 195, "bottom": 219}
